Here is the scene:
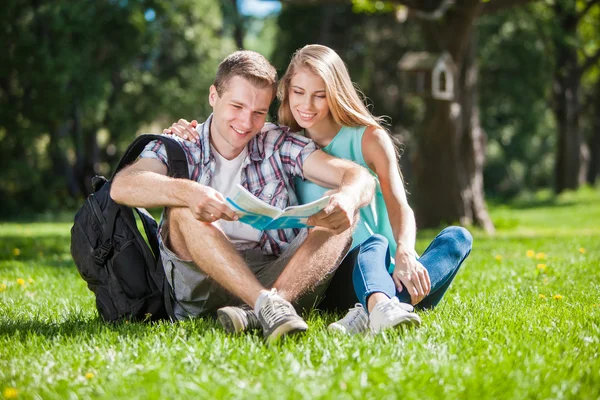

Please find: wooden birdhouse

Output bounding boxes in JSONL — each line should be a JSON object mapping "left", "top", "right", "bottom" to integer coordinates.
{"left": 398, "top": 52, "right": 455, "bottom": 101}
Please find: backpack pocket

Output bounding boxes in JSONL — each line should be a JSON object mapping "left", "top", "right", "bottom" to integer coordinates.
{"left": 95, "top": 286, "right": 118, "bottom": 322}
{"left": 71, "top": 221, "right": 103, "bottom": 286}
{"left": 110, "top": 240, "right": 153, "bottom": 298}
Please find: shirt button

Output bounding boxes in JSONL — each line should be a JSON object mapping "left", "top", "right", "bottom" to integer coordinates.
{"left": 267, "top": 194, "right": 272, "bottom": 198}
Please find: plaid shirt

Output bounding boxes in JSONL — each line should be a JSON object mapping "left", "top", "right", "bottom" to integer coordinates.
{"left": 140, "top": 114, "right": 318, "bottom": 256}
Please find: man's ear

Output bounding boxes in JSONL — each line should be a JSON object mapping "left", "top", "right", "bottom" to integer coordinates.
{"left": 208, "top": 85, "right": 219, "bottom": 107}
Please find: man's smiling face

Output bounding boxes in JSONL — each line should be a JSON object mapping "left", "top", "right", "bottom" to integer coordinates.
{"left": 208, "top": 76, "right": 273, "bottom": 160}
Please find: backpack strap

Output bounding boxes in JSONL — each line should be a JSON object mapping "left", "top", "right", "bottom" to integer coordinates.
{"left": 109, "top": 134, "right": 188, "bottom": 323}
{"left": 134, "top": 207, "right": 160, "bottom": 258}
{"left": 112, "top": 134, "right": 189, "bottom": 180}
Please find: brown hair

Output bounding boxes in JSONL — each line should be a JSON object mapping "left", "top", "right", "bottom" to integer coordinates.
{"left": 214, "top": 50, "right": 278, "bottom": 98}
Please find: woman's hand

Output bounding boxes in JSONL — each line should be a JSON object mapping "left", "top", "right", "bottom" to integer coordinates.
{"left": 163, "top": 119, "right": 200, "bottom": 143}
{"left": 392, "top": 248, "right": 431, "bottom": 305}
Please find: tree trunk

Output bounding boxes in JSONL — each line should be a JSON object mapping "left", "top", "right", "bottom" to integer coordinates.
{"left": 587, "top": 80, "right": 600, "bottom": 185}
{"left": 553, "top": 68, "right": 583, "bottom": 193}
{"left": 552, "top": 2, "right": 586, "bottom": 194}
{"left": 50, "top": 120, "right": 80, "bottom": 198}
{"left": 412, "top": 3, "right": 494, "bottom": 232}
{"left": 229, "top": 0, "right": 244, "bottom": 49}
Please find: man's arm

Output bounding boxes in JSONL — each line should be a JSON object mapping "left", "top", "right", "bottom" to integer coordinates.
{"left": 110, "top": 157, "right": 237, "bottom": 222}
{"left": 301, "top": 150, "right": 375, "bottom": 233}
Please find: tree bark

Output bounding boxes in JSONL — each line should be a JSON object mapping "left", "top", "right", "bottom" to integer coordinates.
{"left": 587, "top": 79, "right": 600, "bottom": 185}
{"left": 412, "top": 2, "right": 495, "bottom": 232}
{"left": 552, "top": 3, "right": 585, "bottom": 193}
{"left": 230, "top": 0, "right": 244, "bottom": 49}
{"left": 50, "top": 120, "right": 80, "bottom": 198}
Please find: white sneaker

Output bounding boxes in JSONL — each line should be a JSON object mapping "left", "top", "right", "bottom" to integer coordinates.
{"left": 369, "top": 297, "right": 421, "bottom": 334}
{"left": 328, "top": 304, "right": 369, "bottom": 335}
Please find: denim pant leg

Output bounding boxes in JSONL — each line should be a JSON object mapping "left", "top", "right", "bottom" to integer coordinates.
{"left": 352, "top": 234, "right": 396, "bottom": 308}
{"left": 396, "top": 226, "right": 473, "bottom": 310}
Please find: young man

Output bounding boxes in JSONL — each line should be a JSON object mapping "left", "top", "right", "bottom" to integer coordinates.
{"left": 110, "top": 51, "right": 375, "bottom": 343}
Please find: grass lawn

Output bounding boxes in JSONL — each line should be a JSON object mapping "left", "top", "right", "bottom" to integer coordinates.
{"left": 1, "top": 187, "right": 599, "bottom": 399}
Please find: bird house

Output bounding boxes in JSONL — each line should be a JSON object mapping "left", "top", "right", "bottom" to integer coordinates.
{"left": 398, "top": 52, "right": 455, "bottom": 101}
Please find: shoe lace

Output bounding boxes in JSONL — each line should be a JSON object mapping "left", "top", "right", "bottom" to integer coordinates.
{"left": 379, "top": 297, "right": 414, "bottom": 318}
{"left": 338, "top": 304, "right": 367, "bottom": 329}
{"left": 378, "top": 299, "right": 404, "bottom": 319}
{"left": 261, "top": 292, "right": 295, "bottom": 326}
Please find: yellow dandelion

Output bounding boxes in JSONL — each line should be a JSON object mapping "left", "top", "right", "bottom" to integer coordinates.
{"left": 535, "top": 252, "right": 547, "bottom": 260}
{"left": 579, "top": 248, "right": 586, "bottom": 254}
{"left": 538, "top": 294, "right": 546, "bottom": 299}
{"left": 12, "top": 248, "right": 20, "bottom": 256}
{"left": 526, "top": 250, "right": 535, "bottom": 258}
{"left": 85, "top": 372, "right": 94, "bottom": 379}
{"left": 0, "top": 283, "right": 6, "bottom": 292}
{"left": 3, "top": 387, "right": 18, "bottom": 399}
{"left": 27, "top": 278, "right": 34, "bottom": 284}
{"left": 495, "top": 255, "right": 503, "bottom": 261}
{"left": 553, "top": 294, "right": 563, "bottom": 300}
{"left": 16, "top": 278, "right": 25, "bottom": 286}
{"left": 536, "top": 264, "right": 547, "bottom": 271}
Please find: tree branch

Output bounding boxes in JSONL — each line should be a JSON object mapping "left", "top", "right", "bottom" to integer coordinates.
{"left": 576, "top": 0, "right": 600, "bottom": 22}
{"left": 281, "top": 0, "right": 537, "bottom": 17}
{"left": 480, "top": 0, "right": 538, "bottom": 15}
{"left": 581, "top": 47, "right": 600, "bottom": 74}
{"left": 281, "top": 0, "right": 452, "bottom": 15}
{"left": 410, "top": 0, "right": 454, "bottom": 20}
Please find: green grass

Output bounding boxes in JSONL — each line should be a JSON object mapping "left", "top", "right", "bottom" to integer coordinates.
{"left": 1, "top": 188, "right": 599, "bottom": 399}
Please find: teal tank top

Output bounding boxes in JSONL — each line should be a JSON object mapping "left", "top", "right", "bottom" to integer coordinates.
{"left": 295, "top": 125, "right": 397, "bottom": 271}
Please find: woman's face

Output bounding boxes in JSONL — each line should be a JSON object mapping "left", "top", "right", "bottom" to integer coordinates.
{"left": 288, "top": 68, "right": 332, "bottom": 132}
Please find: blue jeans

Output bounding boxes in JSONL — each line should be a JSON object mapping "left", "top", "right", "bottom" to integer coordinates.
{"left": 318, "top": 226, "right": 472, "bottom": 311}
{"left": 353, "top": 227, "right": 472, "bottom": 310}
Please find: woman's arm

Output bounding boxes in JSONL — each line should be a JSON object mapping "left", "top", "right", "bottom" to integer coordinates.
{"left": 361, "top": 126, "right": 431, "bottom": 305}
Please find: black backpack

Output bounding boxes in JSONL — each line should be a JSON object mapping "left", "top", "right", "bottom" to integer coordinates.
{"left": 70, "top": 135, "right": 188, "bottom": 323}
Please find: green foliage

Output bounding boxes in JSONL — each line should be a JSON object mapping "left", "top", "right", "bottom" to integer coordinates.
{"left": 0, "top": 0, "right": 231, "bottom": 217}
{"left": 478, "top": 5, "right": 557, "bottom": 197}
{"left": 351, "top": 0, "right": 397, "bottom": 14}
{"left": 1, "top": 187, "right": 600, "bottom": 398}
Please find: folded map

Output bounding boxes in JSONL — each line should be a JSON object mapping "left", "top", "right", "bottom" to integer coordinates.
{"left": 226, "top": 184, "right": 330, "bottom": 230}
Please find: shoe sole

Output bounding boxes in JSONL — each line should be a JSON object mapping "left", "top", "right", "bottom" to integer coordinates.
{"left": 371, "top": 314, "right": 422, "bottom": 334}
{"left": 265, "top": 319, "right": 308, "bottom": 345}
{"left": 217, "top": 308, "right": 245, "bottom": 334}
{"left": 328, "top": 323, "right": 367, "bottom": 335}
{"left": 327, "top": 323, "right": 348, "bottom": 334}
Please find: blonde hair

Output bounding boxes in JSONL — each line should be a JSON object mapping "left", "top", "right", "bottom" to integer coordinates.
{"left": 277, "top": 44, "right": 387, "bottom": 133}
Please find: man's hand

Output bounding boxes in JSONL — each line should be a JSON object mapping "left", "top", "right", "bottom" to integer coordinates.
{"left": 307, "top": 189, "right": 356, "bottom": 234}
{"left": 164, "top": 119, "right": 200, "bottom": 142}
{"left": 392, "top": 248, "right": 431, "bottom": 305}
{"left": 187, "top": 184, "right": 238, "bottom": 223}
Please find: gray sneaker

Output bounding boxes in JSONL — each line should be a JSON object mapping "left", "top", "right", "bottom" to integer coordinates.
{"left": 328, "top": 304, "right": 369, "bottom": 335}
{"left": 369, "top": 297, "right": 421, "bottom": 333}
{"left": 255, "top": 289, "right": 308, "bottom": 344}
{"left": 217, "top": 305, "right": 260, "bottom": 334}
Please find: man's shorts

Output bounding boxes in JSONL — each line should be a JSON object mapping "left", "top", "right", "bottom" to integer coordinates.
{"left": 160, "top": 230, "right": 331, "bottom": 320}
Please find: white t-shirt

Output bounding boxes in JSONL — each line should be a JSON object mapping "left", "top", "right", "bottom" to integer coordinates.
{"left": 210, "top": 145, "right": 261, "bottom": 250}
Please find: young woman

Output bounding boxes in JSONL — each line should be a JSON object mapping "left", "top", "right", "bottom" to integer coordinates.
{"left": 167, "top": 45, "right": 472, "bottom": 335}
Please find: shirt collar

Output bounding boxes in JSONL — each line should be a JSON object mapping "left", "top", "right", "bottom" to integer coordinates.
{"left": 197, "top": 115, "right": 213, "bottom": 167}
